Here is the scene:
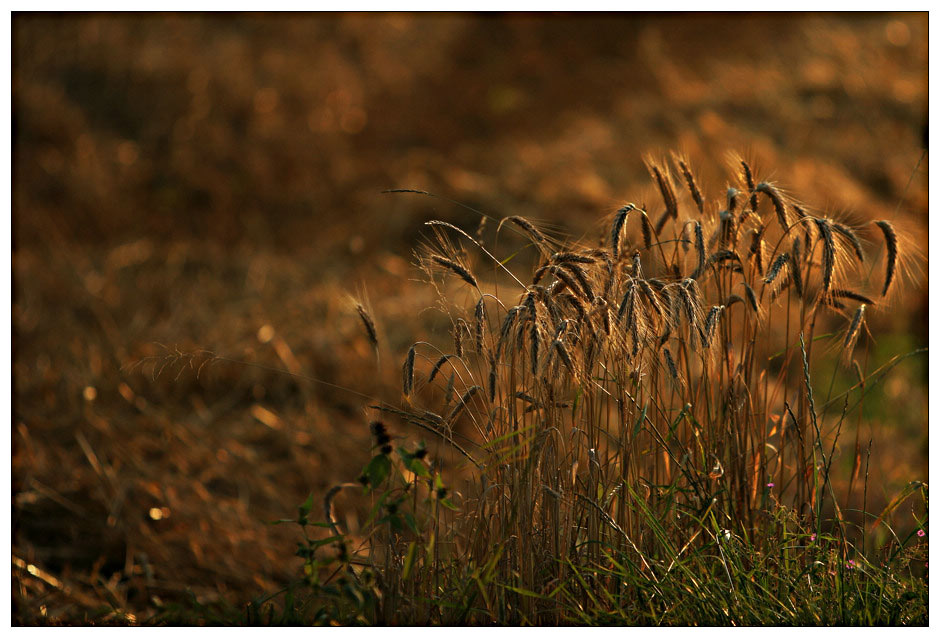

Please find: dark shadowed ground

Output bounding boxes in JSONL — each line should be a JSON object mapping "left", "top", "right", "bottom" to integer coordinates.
{"left": 12, "top": 13, "right": 927, "bottom": 624}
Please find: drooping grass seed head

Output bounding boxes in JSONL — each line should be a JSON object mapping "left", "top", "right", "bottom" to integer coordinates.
{"left": 833, "top": 221, "right": 865, "bottom": 264}
{"left": 430, "top": 254, "right": 479, "bottom": 289}
{"left": 675, "top": 156, "right": 704, "bottom": 215}
{"left": 842, "top": 304, "right": 866, "bottom": 365}
{"left": 755, "top": 182, "right": 790, "bottom": 230}
{"left": 610, "top": 205, "right": 633, "bottom": 259}
{"left": 873, "top": 220, "right": 898, "bottom": 297}
{"left": 647, "top": 158, "right": 678, "bottom": 222}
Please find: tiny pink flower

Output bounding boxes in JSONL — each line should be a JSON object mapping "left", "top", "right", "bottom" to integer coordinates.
{"left": 810, "top": 533, "right": 816, "bottom": 541}
{"left": 766, "top": 482, "right": 774, "bottom": 488}
{"left": 847, "top": 559, "right": 856, "bottom": 570}
{"left": 917, "top": 529, "right": 925, "bottom": 537}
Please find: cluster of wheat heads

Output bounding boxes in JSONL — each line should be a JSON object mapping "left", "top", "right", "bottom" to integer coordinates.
{"left": 356, "top": 155, "right": 911, "bottom": 617}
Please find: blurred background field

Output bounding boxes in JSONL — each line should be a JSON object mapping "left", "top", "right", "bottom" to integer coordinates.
{"left": 12, "top": 13, "right": 927, "bottom": 624}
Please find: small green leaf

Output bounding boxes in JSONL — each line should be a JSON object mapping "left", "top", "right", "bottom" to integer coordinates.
{"left": 299, "top": 492, "right": 314, "bottom": 517}
{"left": 402, "top": 541, "right": 418, "bottom": 581}
{"left": 633, "top": 403, "right": 648, "bottom": 438}
{"left": 440, "top": 498, "right": 459, "bottom": 511}
{"left": 407, "top": 458, "right": 431, "bottom": 478}
{"left": 364, "top": 454, "right": 392, "bottom": 489}
{"left": 310, "top": 536, "right": 343, "bottom": 550}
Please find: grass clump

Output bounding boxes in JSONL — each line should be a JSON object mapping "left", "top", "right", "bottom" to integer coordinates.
{"left": 285, "top": 155, "right": 927, "bottom": 626}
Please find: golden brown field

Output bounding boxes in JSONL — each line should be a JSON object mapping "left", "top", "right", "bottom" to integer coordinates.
{"left": 12, "top": 13, "right": 927, "bottom": 625}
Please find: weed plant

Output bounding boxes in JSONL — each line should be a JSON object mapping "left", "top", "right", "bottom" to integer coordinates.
{"left": 289, "top": 155, "right": 927, "bottom": 625}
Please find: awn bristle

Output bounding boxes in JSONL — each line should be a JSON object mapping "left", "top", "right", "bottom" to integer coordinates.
{"left": 874, "top": 220, "right": 898, "bottom": 297}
